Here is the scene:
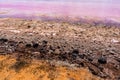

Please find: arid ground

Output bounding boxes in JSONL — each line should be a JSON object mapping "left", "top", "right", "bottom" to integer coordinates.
{"left": 0, "top": 18, "right": 120, "bottom": 80}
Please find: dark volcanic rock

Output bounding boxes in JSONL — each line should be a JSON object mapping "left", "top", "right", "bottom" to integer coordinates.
{"left": 27, "top": 25, "right": 31, "bottom": 28}
{"left": 0, "top": 38, "right": 8, "bottom": 42}
{"left": 98, "top": 56, "right": 107, "bottom": 64}
{"left": 79, "top": 54, "right": 85, "bottom": 59}
{"left": 71, "top": 49, "right": 79, "bottom": 59}
{"left": 72, "top": 49, "right": 79, "bottom": 54}
{"left": 117, "top": 76, "right": 120, "bottom": 80}
{"left": 26, "top": 44, "right": 32, "bottom": 48}
{"left": 42, "top": 40, "right": 48, "bottom": 45}
{"left": 33, "top": 43, "right": 39, "bottom": 48}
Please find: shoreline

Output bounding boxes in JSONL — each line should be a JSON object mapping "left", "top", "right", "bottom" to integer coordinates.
{"left": 1, "top": 17, "right": 120, "bottom": 28}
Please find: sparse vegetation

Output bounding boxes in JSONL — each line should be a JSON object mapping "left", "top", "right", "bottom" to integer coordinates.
{"left": 11, "top": 60, "right": 29, "bottom": 72}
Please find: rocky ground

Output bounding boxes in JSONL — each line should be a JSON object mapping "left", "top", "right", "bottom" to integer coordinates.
{"left": 0, "top": 55, "right": 100, "bottom": 80}
{"left": 0, "top": 18, "right": 120, "bottom": 80}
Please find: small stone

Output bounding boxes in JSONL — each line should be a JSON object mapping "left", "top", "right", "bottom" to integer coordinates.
{"left": 115, "top": 58, "right": 120, "bottom": 62}
{"left": 79, "top": 62, "right": 84, "bottom": 67}
{"left": 109, "top": 50, "right": 115, "bottom": 55}
{"left": 42, "top": 40, "right": 48, "bottom": 44}
{"left": 72, "top": 49, "right": 79, "bottom": 54}
{"left": 18, "top": 41, "right": 25, "bottom": 48}
{"left": 71, "top": 49, "right": 79, "bottom": 60}
{"left": 117, "top": 76, "right": 120, "bottom": 80}
{"left": 79, "top": 54, "right": 85, "bottom": 59}
{"left": 0, "top": 38, "right": 8, "bottom": 42}
{"left": 111, "top": 39, "right": 119, "bottom": 43}
{"left": 39, "top": 47, "right": 47, "bottom": 53}
{"left": 54, "top": 49, "right": 60, "bottom": 54}
{"left": 26, "top": 44, "right": 32, "bottom": 48}
{"left": 57, "top": 46, "right": 60, "bottom": 49}
{"left": 33, "top": 43, "right": 39, "bottom": 48}
{"left": 72, "top": 53, "right": 78, "bottom": 60}
{"left": 27, "top": 25, "right": 31, "bottom": 28}
{"left": 98, "top": 57, "right": 107, "bottom": 64}
{"left": 87, "top": 56, "right": 93, "bottom": 61}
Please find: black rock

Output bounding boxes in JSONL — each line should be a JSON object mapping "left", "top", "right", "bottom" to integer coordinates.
{"left": 79, "top": 54, "right": 85, "bottom": 59}
{"left": 59, "top": 54, "right": 67, "bottom": 61}
{"left": 117, "top": 76, "right": 120, "bottom": 80}
{"left": 57, "top": 46, "right": 60, "bottom": 49}
{"left": 26, "top": 44, "right": 32, "bottom": 48}
{"left": 79, "top": 62, "right": 84, "bottom": 67}
{"left": 72, "top": 49, "right": 79, "bottom": 54}
{"left": 115, "top": 58, "right": 120, "bottom": 62}
{"left": 33, "top": 43, "right": 39, "bottom": 48}
{"left": 19, "top": 41, "right": 24, "bottom": 44}
{"left": 71, "top": 49, "right": 79, "bottom": 59}
{"left": 72, "top": 53, "right": 78, "bottom": 60}
{"left": 0, "top": 38, "right": 8, "bottom": 42}
{"left": 42, "top": 40, "right": 48, "bottom": 44}
{"left": 87, "top": 57, "right": 93, "bottom": 61}
{"left": 27, "top": 25, "right": 31, "bottom": 28}
{"left": 98, "top": 57, "right": 107, "bottom": 64}
{"left": 39, "top": 48, "right": 47, "bottom": 53}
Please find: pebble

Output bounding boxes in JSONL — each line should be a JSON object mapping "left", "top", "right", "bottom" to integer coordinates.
{"left": 26, "top": 44, "right": 32, "bottom": 48}
{"left": 98, "top": 56, "right": 107, "bottom": 64}
{"left": 72, "top": 49, "right": 79, "bottom": 54}
{"left": 0, "top": 38, "right": 8, "bottom": 42}
{"left": 33, "top": 43, "right": 39, "bottom": 48}
{"left": 27, "top": 25, "right": 31, "bottom": 28}
{"left": 42, "top": 40, "right": 48, "bottom": 44}
{"left": 54, "top": 49, "right": 60, "bottom": 54}
{"left": 79, "top": 54, "right": 85, "bottom": 59}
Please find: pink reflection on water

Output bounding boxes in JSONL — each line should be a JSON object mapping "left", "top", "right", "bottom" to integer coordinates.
{"left": 0, "top": 1, "right": 120, "bottom": 21}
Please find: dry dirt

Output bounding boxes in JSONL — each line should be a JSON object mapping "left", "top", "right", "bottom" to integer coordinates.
{"left": 0, "top": 18, "right": 120, "bottom": 80}
{"left": 0, "top": 55, "right": 100, "bottom": 80}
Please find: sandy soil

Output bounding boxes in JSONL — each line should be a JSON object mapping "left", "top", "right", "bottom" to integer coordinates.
{"left": 0, "top": 55, "right": 100, "bottom": 80}
{"left": 0, "top": 18, "right": 120, "bottom": 80}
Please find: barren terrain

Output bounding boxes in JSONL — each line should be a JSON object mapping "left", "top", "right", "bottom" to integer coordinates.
{"left": 0, "top": 18, "right": 120, "bottom": 80}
